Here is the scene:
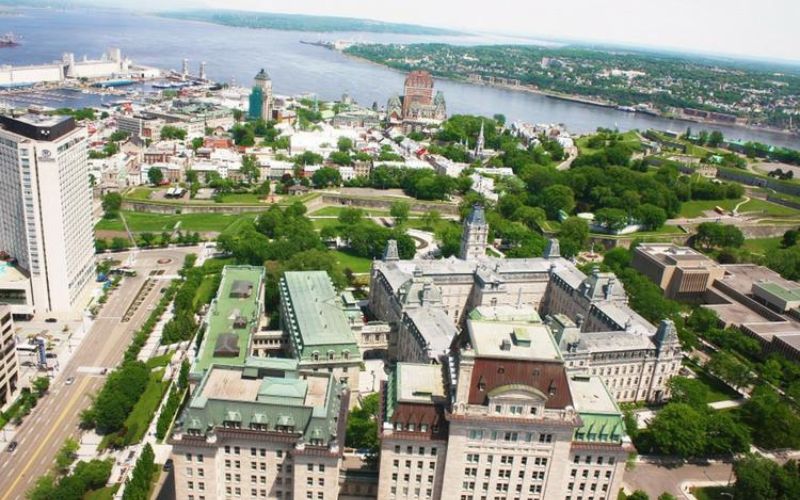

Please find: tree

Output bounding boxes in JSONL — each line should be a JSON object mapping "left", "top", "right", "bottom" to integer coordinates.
{"left": 111, "top": 236, "right": 128, "bottom": 252}
{"left": 420, "top": 210, "right": 441, "bottom": 231}
{"left": 159, "top": 125, "right": 187, "bottom": 140}
{"left": 139, "top": 232, "right": 156, "bottom": 248}
{"left": 540, "top": 185, "right": 575, "bottom": 219}
{"left": 492, "top": 113, "right": 506, "bottom": 126}
{"left": 147, "top": 167, "right": 164, "bottom": 186}
{"left": 558, "top": 217, "right": 588, "bottom": 257}
{"left": 667, "top": 377, "right": 710, "bottom": 408}
{"left": 603, "top": 247, "right": 632, "bottom": 273}
{"left": 178, "top": 359, "right": 190, "bottom": 389}
{"left": 646, "top": 403, "right": 707, "bottom": 457}
{"left": 55, "top": 438, "right": 79, "bottom": 474}
{"left": 32, "top": 376, "right": 50, "bottom": 396}
{"left": 390, "top": 201, "right": 410, "bottom": 226}
{"left": 635, "top": 203, "right": 667, "bottom": 230}
{"left": 708, "top": 130, "right": 724, "bottom": 147}
{"left": 101, "top": 192, "right": 122, "bottom": 219}
{"left": 707, "top": 351, "right": 753, "bottom": 390}
{"left": 741, "top": 386, "right": 800, "bottom": 449}
{"left": 240, "top": 154, "right": 260, "bottom": 184}
{"left": 337, "top": 136, "right": 353, "bottom": 152}
{"left": 190, "top": 137, "right": 204, "bottom": 150}
{"left": 733, "top": 455, "right": 800, "bottom": 500}
{"left": 694, "top": 223, "right": 744, "bottom": 251}
{"left": 346, "top": 393, "right": 380, "bottom": 456}
{"left": 312, "top": 167, "right": 341, "bottom": 188}
{"left": 594, "top": 208, "right": 629, "bottom": 232}
{"left": 328, "top": 150, "right": 353, "bottom": 166}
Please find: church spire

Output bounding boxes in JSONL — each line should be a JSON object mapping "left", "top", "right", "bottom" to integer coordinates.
{"left": 474, "top": 120, "right": 485, "bottom": 158}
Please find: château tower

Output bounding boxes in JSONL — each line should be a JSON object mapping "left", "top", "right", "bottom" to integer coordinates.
{"left": 459, "top": 204, "right": 489, "bottom": 260}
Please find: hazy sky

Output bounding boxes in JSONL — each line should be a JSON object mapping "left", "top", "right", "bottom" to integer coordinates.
{"left": 106, "top": 0, "right": 799, "bottom": 62}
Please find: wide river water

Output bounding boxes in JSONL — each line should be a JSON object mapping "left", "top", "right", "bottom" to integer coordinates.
{"left": 0, "top": 7, "right": 798, "bottom": 148}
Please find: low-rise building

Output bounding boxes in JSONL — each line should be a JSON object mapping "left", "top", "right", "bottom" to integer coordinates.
{"left": 632, "top": 244, "right": 725, "bottom": 301}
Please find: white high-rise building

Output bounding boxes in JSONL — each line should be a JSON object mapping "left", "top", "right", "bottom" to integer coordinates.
{"left": 0, "top": 114, "right": 95, "bottom": 314}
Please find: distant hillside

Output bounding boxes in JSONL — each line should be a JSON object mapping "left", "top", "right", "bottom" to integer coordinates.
{"left": 159, "top": 9, "right": 463, "bottom": 35}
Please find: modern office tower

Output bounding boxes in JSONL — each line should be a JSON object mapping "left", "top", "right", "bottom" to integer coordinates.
{"left": 248, "top": 69, "right": 273, "bottom": 121}
{"left": 0, "top": 114, "right": 94, "bottom": 314}
{"left": 0, "top": 306, "right": 19, "bottom": 408}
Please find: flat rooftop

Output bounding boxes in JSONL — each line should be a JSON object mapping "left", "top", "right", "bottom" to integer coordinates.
{"left": 0, "top": 261, "right": 29, "bottom": 286}
{"left": 719, "top": 264, "right": 795, "bottom": 295}
{"left": 569, "top": 375, "right": 620, "bottom": 414}
{"left": 469, "top": 305, "right": 541, "bottom": 323}
{"left": 281, "top": 271, "right": 357, "bottom": 347}
{"left": 193, "top": 266, "right": 265, "bottom": 376}
{"left": 754, "top": 281, "right": 800, "bottom": 302}
{"left": 468, "top": 319, "right": 561, "bottom": 361}
{"left": 396, "top": 363, "right": 446, "bottom": 404}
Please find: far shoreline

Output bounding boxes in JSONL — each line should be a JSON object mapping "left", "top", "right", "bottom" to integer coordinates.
{"left": 342, "top": 50, "right": 800, "bottom": 141}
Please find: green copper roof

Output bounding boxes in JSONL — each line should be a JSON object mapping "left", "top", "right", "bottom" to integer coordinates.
{"left": 192, "top": 266, "right": 266, "bottom": 379}
{"left": 280, "top": 271, "right": 360, "bottom": 363}
{"left": 756, "top": 281, "right": 800, "bottom": 302}
{"left": 179, "top": 361, "right": 343, "bottom": 444}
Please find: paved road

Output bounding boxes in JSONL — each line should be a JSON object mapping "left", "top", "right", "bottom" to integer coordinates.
{"left": 624, "top": 460, "right": 733, "bottom": 499}
{"left": 0, "top": 248, "right": 192, "bottom": 500}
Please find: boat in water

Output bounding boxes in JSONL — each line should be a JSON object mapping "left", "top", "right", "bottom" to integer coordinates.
{"left": 0, "top": 33, "right": 20, "bottom": 48}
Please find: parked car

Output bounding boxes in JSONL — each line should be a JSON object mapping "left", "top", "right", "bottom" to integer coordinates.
{"left": 45, "top": 318, "right": 57, "bottom": 323}
{"left": 6, "top": 441, "right": 18, "bottom": 452}
{"left": 65, "top": 376, "right": 75, "bottom": 385}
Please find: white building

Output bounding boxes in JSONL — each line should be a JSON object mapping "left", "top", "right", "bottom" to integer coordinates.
{"left": 0, "top": 115, "right": 95, "bottom": 314}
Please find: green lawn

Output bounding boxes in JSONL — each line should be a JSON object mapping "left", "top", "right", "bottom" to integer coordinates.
{"left": 692, "top": 368, "right": 741, "bottom": 403}
{"left": 691, "top": 486, "right": 734, "bottom": 500}
{"left": 333, "top": 250, "right": 373, "bottom": 273}
{"left": 738, "top": 198, "right": 800, "bottom": 217}
{"left": 405, "top": 218, "right": 460, "bottom": 234}
{"left": 312, "top": 218, "right": 343, "bottom": 231}
{"left": 145, "top": 352, "right": 173, "bottom": 370}
{"left": 96, "top": 211, "right": 262, "bottom": 234}
{"left": 218, "top": 193, "right": 266, "bottom": 204}
{"left": 679, "top": 198, "right": 741, "bottom": 218}
{"left": 109, "top": 369, "right": 167, "bottom": 448}
{"left": 309, "top": 205, "right": 392, "bottom": 217}
{"left": 576, "top": 130, "right": 642, "bottom": 155}
{"left": 124, "top": 187, "right": 158, "bottom": 201}
{"left": 84, "top": 485, "right": 120, "bottom": 500}
{"left": 743, "top": 237, "right": 782, "bottom": 255}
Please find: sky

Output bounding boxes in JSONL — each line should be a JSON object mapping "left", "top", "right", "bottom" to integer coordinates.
{"left": 95, "top": 0, "right": 800, "bottom": 62}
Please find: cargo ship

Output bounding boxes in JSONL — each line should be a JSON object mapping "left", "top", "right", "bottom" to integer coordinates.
{"left": 0, "top": 33, "right": 20, "bottom": 47}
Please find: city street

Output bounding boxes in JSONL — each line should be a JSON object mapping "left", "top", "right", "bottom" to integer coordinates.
{"left": 0, "top": 247, "right": 193, "bottom": 500}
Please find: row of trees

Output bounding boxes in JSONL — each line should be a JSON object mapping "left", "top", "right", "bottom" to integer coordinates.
{"left": 156, "top": 360, "right": 190, "bottom": 440}
{"left": 28, "top": 458, "right": 113, "bottom": 500}
{"left": 122, "top": 443, "right": 156, "bottom": 500}
{"left": 321, "top": 207, "right": 416, "bottom": 260}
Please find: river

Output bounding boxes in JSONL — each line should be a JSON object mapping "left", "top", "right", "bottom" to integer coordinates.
{"left": 0, "top": 7, "right": 797, "bottom": 148}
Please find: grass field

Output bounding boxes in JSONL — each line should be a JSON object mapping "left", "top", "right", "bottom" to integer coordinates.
{"left": 691, "top": 368, "right": 741, "bottom": 403}
{"left": 122, "top": 369, "right": 167, "bottom": 445}
{"left": 217, "top": 193, "right": 266, "bottom": 204}
{"left": 576, "top": 130, "right": 642, "bottom": 156}
{"left": 738, "top": 198, "right": 800, "bottom": 217}
{"left": 84, "top": 485, "right": 120, "bottom": 500}
{"left": 96, "top": 211, "right": 262, "bottom": 234}
{"left": 691, "top": 486, "right": 734, "bottom": 500}
{"left": 309, "top": 206, "right": 392, "bottom": 217}
{"left": 145, "top": 352, "right": 173, "bottom": 370}
{"left": 332, "top": 250, "right": 372, "bottom": 273}
{"left": 125, "top": 187, "right": 158, "bottom": 201}
{"left": 743, "top": 237, "right": 782, "bottom": 255}
{"left": 678, "top": 198, "right": 741, "bottom": 218}
{"left": 311, "top": 218, "right": 343, "bottom": 230}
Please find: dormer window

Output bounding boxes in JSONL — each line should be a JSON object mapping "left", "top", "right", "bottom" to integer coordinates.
{"left": 495, "top": 405, "right": 502, "bottom": 414}
{"left": 312, "top": 351, "right": 320, "bottom": 361}
{"left": 497, "top": 366, "right": 505, "bottom": 374}
{"left": 477, "top": 377, "right": 486, "bottom": 392}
